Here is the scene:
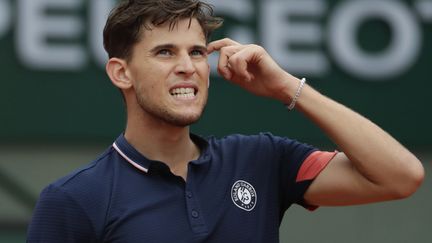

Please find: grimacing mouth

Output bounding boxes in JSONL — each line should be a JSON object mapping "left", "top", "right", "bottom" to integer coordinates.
{"left": 169, "top": 87, "right": 197, "bottom": 98}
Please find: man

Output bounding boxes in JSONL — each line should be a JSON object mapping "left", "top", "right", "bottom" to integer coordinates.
{"left": 27, "top": 0, "right": 424, "bottom": 242}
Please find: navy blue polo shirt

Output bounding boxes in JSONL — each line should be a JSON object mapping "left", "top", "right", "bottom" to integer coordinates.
{"left": 27, "top": 133, "right": 335, "bottom": 243}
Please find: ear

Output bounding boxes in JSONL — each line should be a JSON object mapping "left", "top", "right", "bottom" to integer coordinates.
{"left": 106, "top": 58, "right": 133, "bottom": 90}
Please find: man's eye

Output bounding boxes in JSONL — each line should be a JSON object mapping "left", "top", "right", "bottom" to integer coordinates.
{"left": 157, "top": 49, "right": 172, "bottom": 56}
{"left": 190, "top": 49, "right": 205, "bottom": 56}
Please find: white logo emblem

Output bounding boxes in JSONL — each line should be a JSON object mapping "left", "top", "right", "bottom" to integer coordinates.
{"left": 231, "top": 180, "right": 257, "bottom": 211}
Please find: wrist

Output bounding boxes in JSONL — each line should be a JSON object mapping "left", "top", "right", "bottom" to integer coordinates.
{"left": 285, "top": 78, "right": 306, "bottom": 110}
{"left": 277, "top": 74, "right": 303, "bottom": 99}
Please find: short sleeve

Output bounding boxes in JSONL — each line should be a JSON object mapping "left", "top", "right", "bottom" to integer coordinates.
{"left": 276, "top": 137, "right": 336, "bottom": 211}
{"left": 27, "top": 185, "right": 97, "bottom": 243}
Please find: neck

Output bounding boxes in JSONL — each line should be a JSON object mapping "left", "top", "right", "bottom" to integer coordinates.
{"left": 124, "top": 108, "right": 199, "bottom": 179}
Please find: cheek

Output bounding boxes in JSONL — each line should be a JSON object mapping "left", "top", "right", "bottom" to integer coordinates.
{"left": 198, "top": 62, "right": 210, "bottom": 77}
{"left": 134, "top": 67, "right": 168, "bottom": 90}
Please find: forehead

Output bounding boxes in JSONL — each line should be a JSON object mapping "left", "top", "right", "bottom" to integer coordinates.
{"left": 140, "top": 18, "right": 206, "bottom": 46}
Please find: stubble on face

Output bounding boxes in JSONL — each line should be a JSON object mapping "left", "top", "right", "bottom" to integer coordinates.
{"left": 135, "top": 86, "right": 208, "bottom": 127}
{"left": 129, "top": 19, "right": 210, "bottom": 128}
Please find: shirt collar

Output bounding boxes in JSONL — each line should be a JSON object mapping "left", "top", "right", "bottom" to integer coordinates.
{"left": 112, "top": 133, "right": 211, "bottom": 173}
{"left": 113, "top": 134, "right": 151, "bottom": 173}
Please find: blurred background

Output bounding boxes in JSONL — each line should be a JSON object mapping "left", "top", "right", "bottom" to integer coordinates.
{"left": 0, "top": 0, "right": 430, "bottom": 242}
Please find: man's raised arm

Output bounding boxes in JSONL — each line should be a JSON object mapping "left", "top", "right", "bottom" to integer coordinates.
{"left": 207, "top": 38, "right": 424, "bottom": 206}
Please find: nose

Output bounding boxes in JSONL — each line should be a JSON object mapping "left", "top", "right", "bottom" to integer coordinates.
{"left": 175, "top": 53, "right": 196, "bottom": 76}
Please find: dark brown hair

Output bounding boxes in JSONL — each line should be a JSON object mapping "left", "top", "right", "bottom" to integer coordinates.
{"left": 103, "top": 0, "right": 223, "bottom": 60}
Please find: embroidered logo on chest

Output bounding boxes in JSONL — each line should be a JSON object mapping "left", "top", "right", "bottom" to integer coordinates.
{"left": 231, "top": 180, "right": 257, "bottom": 211}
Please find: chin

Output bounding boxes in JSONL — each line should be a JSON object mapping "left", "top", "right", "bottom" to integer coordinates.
{"left": 137, "top": 97, "right": 207, "bottom": 127}
{"left": 168, "top": 113, "right": 203, "bottom": 127}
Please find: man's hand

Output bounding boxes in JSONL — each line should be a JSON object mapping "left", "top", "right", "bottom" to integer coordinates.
{"left": 207, "top": 38, "right": 299, "bottom": 102}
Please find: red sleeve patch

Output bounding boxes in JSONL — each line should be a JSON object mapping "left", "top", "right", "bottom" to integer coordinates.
{"left": 296, "top": 151, "right": 337, "bottom": 183}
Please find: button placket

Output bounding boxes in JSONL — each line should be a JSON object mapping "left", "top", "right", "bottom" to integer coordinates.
{"left": 185, "top": 182, "right": 207, "bottom": 234}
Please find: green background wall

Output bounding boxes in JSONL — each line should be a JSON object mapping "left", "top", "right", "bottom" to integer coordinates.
{"left": 0, "top": 0, "right": 430, "bottom": 242}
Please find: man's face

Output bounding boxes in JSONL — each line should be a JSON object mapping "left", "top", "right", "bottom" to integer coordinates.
{"left": 127, "top": 18, "right": 210, "bottom": 127}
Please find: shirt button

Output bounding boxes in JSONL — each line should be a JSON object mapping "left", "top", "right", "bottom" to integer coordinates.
{"left": 186, "top": 191, "right": 193, "bottom": 199}
{"left": 191, "top": 210, "right": 199, "bottom": 218}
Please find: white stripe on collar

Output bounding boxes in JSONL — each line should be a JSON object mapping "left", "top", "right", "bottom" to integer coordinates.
{"left": 113, "top": 142, "right": 149, "bottom": 173}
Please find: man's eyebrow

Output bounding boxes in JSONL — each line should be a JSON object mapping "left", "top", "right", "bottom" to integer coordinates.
{"left": 149, "top": 44, "right": 176, "bottom": 53}
{"left": 150, "top": 44, "right": 208, "bottom": 53}
{"left": 192, "top": 45, "right": 208, "bottom": 52}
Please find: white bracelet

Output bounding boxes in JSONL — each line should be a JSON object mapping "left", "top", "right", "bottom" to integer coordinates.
{"left": 286, "top": 78, "right": 306, "bottom": 110}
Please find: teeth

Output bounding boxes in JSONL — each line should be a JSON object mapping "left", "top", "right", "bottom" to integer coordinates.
{"left": 172, "top": 93, "right": 195, "bottom": 98}
{"left": 170, "top": 88, "right": 196, "bottom": 97}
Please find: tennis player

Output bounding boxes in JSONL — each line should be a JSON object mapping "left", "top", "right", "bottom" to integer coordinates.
{"left": 27, "top": 0, "right": 424, "bottom": 242}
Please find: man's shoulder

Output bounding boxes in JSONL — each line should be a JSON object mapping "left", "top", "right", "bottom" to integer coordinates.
{"left": 207, "top": 132, "right": 289, "bottom": 146}
{"left": 204, "top": 132, "right": 314, "bottom": 158}
{"left": 31, "top": 147, "right": 117, "bottom": 240}
{"left": 44, "top": 147, "right": 116, "bottom": 200}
